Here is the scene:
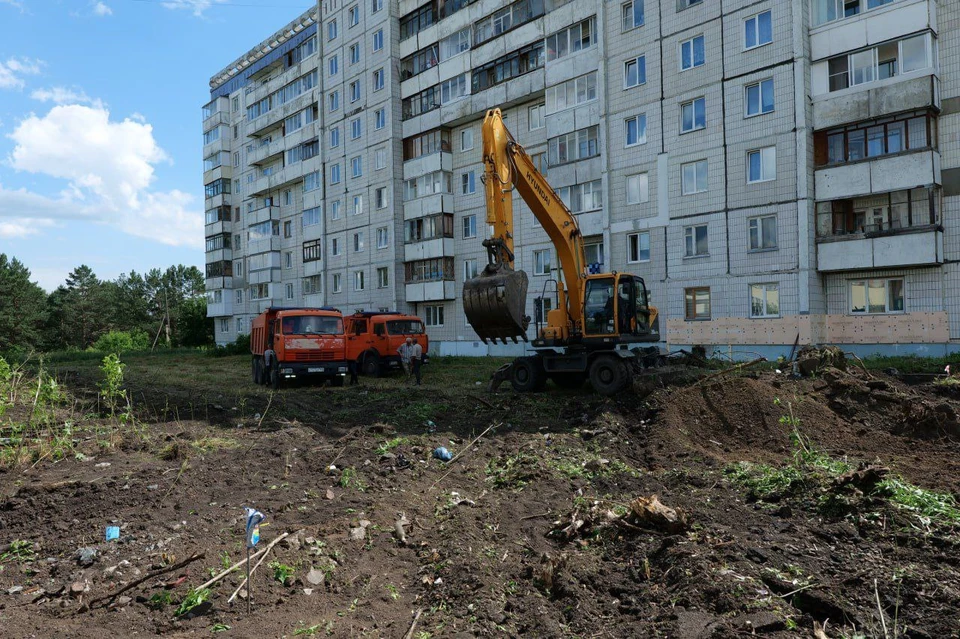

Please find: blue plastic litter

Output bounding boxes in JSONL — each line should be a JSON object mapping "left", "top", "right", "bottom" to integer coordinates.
{"left": 105, "top": 526, "right": 120, "bottom": 541}
{"left": 433, "top": 446, "right": 453, "bottom": 462}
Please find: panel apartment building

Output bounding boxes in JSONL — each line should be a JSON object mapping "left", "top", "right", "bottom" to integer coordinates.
{"left": 203, "top": 0, "right": 960, "bottom": 358}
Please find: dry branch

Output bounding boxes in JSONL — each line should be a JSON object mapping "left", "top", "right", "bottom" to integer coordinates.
{"left": 88, "top": 552, "right": 206, "bottom": 608}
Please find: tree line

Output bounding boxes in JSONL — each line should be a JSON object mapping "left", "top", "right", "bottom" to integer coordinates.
{"left": 0, "top": 254, "right": 213, "bottom": 353}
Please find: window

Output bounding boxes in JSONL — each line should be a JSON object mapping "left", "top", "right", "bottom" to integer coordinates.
{"left": 533, "top": 249, "right": 552, "bottom": 275}
{"left": 814, "top": 0, "right": 901, "bottom": 27}
{"left": 463, "top": 259, "right": 479, "bottom": 281}
{"left": 376, "top": 226, "right": 389, "bottom": 248}
{"left": 529, "top": 103, "right": 545, "bottom": 130}
{"left": 250, "top": 283, "right": 270, "bottom": 301}
{"left": 680, "top": 35, "right": 705, "bottom": 71}
{"left": 828, "top": 34, "right": 931, "bottom": 92}
{"left": 440, "top": 28, "right": 471, "bottom": 61}
{"left": 330, "top": 163, "right": 341, "bottom": 184}
{"left": 205, "top": 234, "right": 231, "bottom": 251}
{"left": 680, "top": 97, "right": 706, "bottom": 133}
{"left": 376, "top": 187, "right": 387, "bottom": 209}
{"left": 624, "top": 56, "right": 646, "bottom": 88}
{"left": 471, "top": 42, "right": 545, "bottom": 93}
{"left": 303, "top": 274, "right": 322, "bottom": 295}
{"left": 375, "top": 148, "right": 386, "bottom": 170}
{"left": 353, "top": 231, "right": 364, "bottom": 252}
{"left": 353, "top": 194, "right": 363, "bottom": 215}
{"left": 247, "top": 220, "right": 280, "bottom": 241}
{"left": 303, "top": 239, "right": 322, "bottom": 263}
{"left": 750, "top": 283, "right": 780, "bottom": 318}
{"left": 626, "top": 173, "right": 649, "bottom": 204}
{"left": 440, "top": 73, "right": 469, "bottom": 104}
{"left": 818, "top": 112, "right": 933, "bottom": 166}
{"left": 545, "top": 72, "right": 598, "bottom": 114}
{"left": 351, "top": 156, "right": 362, "bottom": 178}
{"left": 425, "top": 305, "right": 444, "bottom": 327}
{"left": 628, "top": 232, "right": 650, "bottom": 263}
{"left": 747, "top": 146, "right": 777, "bottom": 183}
{"left": 371, "top": 0, "right": 382, "bottom": 13}
{"left": 220, "top": 319, "right": 229, "bottom": 333}
{"left": 400, "top": 3, "right": 434, "bottom": 41}
{"left": 236, "top": 289, "right": 243, "bottom": 304}
{"left": 233, "top": 151, "right": 240, "bottom": 167}
{"left": 461, "top": 171, "right": 476, "bottom": 194}
{"left": 405, "top": 257, "right": 454, "bottom": 282}
{"left": 331, "top": 200, "right": 341, "bottom": 220}
{"left": 850, "top": 278, "right": 904, "bottom": 314}
{"left": 332, "top": 237, "right": 341, "bottom": 256}
{"left": 231, "top": 96, "right": 239, "bottom": 112}
{"left": 473, "top": 0, "right": 545, "bottom": 46}
{"left": 534, "top": 297, "right": 554, "bottom": 323}
{"left": 373, "top": 68, "right": 384, "bottom": 91}
{"left": 328, "top": 19, "right": 338, "bottom": 40}
{"left": 557, "top": 180, "right": 603, "bottom": 213}
{"left": 329, "top": 54, "right": 339, "bottom": 76}
{"left": 285, "top": 283, "right": 294, "bottom": 300}
{"left": 331, "top": 127, "right": 340, "bottom": 148}
{"left": 350, "top": 81, "right": 361, "bottom": 102}
{"left": 333, "top": 273, "right": 342, "bottom": 293}
{"left": 744, "top": 11, "right": 772, "bottom": 50}
{"left": 354, "top": 270, "right": 365, "bottom": 291}
{"left": 373, "top": 28, "right": 383, "bottom": 51}
{"left": 546, "top": 17, "right": 595, "bottom": 62}
{"left": 461, "top": 129, "right": 474, "bottom": 151}
{"left": 402, "top": 45, "right": 439, "bottom": 79}
{"left": 463, "top": 214, "right": 477, "bottom": 238}
{"left": 684, "top": 224, "right": 708, "bottom": 257}
{"left": 622, "top": 0, "right": 643, "bottom": 30}
{"left": 681, "top": 160, "right": 708, "bottom": 195}
{"left": 745, "top": 79, "right": 774, "bottom": 116}
{"left": 406, "top": 214, "right": 454, "bottom": 242}
{"left": 283, "top": 221, "right": 292, "bottom": 238}
{"left": 547, "top": 126, "right": 600, "bottom": 166}
{"left": 749, "top": 215, "right": 778, "bottom": 250}
{"left": 348, "top": 5, "right": 358, "bottom": 26}
{"left": 351, "top": 118, "right": 362, "bottom": 139}
{"left": 584, "top": 242, "right": 605, "bottom": 268}
{"left": 684, "top": 0, "right": 704, "bottom": 6}
{"left": 204, "top": 178, "right": 230, "bottom": 198}
{"left": 375, "top": 108, "right": 386, "bottom": 130}
{"left": 684, "top": 287, "right": 711, "bottom": 320}
{"left": 329, "top": 91, "right": 340, "bottom": 112}
{"left": 403, "top": 86, "right": 441, "bottom": 120}
{"left": 405, "top": 130, "right": 452, "bottom": 161}
{"left": 625, "top": 114, "right": 647, "bottom": 146}
{"left": 350, "top": 43, "right": 360, "bottom": 64}
{"left": 234, "top": 260, "right": 243, "bottom": 277}
{"left": 377, "top": 267, "right": 389, "bottom": 288}
{"left": 403, "top": 171, "right": 452, "bottom": 200}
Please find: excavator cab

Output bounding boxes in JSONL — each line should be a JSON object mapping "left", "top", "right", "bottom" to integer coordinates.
{"left": 463, "top": 262, "right": 530, "bottom": 344}
{"left": 583, "top": 274, "right": 656, "bottom": 340}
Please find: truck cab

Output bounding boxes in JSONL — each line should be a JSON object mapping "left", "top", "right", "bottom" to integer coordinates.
{"left": 344, "top": 312, "right": 429, "bottom": 377}
{"left": 251, "top": 307, "right": 348, "bottom": 388}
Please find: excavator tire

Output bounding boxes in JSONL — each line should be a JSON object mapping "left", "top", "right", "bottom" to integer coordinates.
{"left": 588, "top": 355, "right": 632, "bottom": 396}
{"left": 510, "top": 356, "right": 547, "bottom": 393}
{"left": 551, "top": 373, "right": 587, "bottom": 389}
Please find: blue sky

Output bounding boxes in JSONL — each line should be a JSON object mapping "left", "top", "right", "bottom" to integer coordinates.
{"left": 0, "top": 0, "right": 314, "bottom": 290}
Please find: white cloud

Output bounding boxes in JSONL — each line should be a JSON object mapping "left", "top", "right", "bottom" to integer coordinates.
{"left": 0, "top": 57, "right": 42, "bottom": 90}
{"left": 0, "top": 218, "right": 53, "bottom": 239}
{"left": 160, "top": 0, "right": 225, "bottom": 17}
{"left": 30, "top": 86, "right": 95, "bottom": 105}
{"left": 92, "top": 1, "right": 112, "bottom": 16}
{"left": 3, "top": 104, "right": 202, "bottom": 248}
{"left": 0, "top": 0, "right": 25, "bottom": 11}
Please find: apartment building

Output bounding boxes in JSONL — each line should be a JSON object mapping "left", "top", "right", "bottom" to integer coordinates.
{"left": 204, "top": 0, "right": 960, "bottom": 357}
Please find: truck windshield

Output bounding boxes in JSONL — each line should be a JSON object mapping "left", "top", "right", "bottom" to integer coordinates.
{"left": 281, "top": 315, "right": 343, "bottom": 335}
{"left": 386, "top": 320, "right": 424, "bottom": 335}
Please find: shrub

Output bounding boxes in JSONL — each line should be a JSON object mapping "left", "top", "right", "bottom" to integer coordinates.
{"left": 208, "top": 333, "right": 250, "bottom": 357}
{"left": 91, "top": 330, "right": 150, "bottom": 355}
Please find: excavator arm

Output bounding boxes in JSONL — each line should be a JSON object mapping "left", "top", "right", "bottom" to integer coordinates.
{"left": 463, "top": 109, "right": 588, "bottom": 344}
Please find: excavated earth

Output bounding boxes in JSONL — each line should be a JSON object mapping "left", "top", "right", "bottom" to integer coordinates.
{"left": 0, "top": 355, "right": 958, "bottom": 638}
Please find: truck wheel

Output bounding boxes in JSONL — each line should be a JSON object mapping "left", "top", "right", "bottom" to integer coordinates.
{"left": 588, "top": 355, "right": 631, "bottom": 396}
{"left": 510, "top": 356, "right": 546, "bottom": 393}
{"left": 362, "top": 353, "right": 381, "bottom": 377}
{"left": 551, "top": 373, "right": 586, "bottom": 389}
{"left": 270, "top": 365, "right": 281, "bottom": 390}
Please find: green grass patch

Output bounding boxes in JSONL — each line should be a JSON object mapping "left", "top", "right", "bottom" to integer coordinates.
{"left": 877, "top": 477, "right": 960, "bottom": 528}
{"left": 859, "top": 354, "right": 951, "bottom": 374}
{"left": 375, "top": 436, "right": 410, "bottom": 456}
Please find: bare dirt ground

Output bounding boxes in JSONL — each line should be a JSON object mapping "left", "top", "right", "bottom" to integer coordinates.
{"left": 0, "top": 352, "right": 959, "bottom": 638}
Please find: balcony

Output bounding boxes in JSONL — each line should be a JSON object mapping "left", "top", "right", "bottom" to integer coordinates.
{"left": 403, "top": 151, "right": 453, "bottom": 181}
{"left": 406, "top": 281, "right": 457, "bottom": 302}
{"left": 202, "top": 110, "right": 230, "bottom": 132}
{"left": 248, "top": 91, "right": 315, "bottom": 137}
{"left": 247, "top": 236, "right": 282, "bottom": 255}
{"left": 404, "top": 237, "right": 455, "bottom": 262}
{"left": 250, "top": 205, "right": 280, "bottom": 225}
{"left": 249, "top": 157, "right": 318, "bottom": 196}
{"left": 815, "top": 149, "right": 939, "bottom": 200}
{"left": 206, "top": 276, "right": 234, "bottom": 291}
{"left": 203, "top": 164, "right": 233, "bottom": 186}
{"left": 403, "top": 193, "right": 453, "bottom": 221}
{"left": 813, "top": 75, "right": 939, "bottom": 130}
{"left": 207, "top": 296, "right": 235, "bottom": 318}
{"left": 248, "top": 137, "right": 286, "bottom": 167}
{"left": 248, "top": 61, "right": 309, "bottom": 105}
{"left": 817, "top": 226, "right": 942, "bottom": 271}
{"left": 810, "top": 0, "right": 934, "bottom": 60}
{"left": 205, "top": 248, "right": 233, "bottom": 263}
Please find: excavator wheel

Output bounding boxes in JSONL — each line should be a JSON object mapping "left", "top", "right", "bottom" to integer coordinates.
{"left": 551, "top": 373, "right": 586, "bottom": 389}
{"left": 510, "top": 356, "right": 547, "bottom": 393}
{"left": 588, "top": 355, "right": 632, "bottom": 396}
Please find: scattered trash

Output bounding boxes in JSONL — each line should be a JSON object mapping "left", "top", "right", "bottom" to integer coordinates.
{"left": 7, "top": 586, "right": 23, "bottom": 595}
{"left": 425, "top": 420, "right": 437, "bottom": 433}
{"left": 433, "top": 446, "right": 453, "bottom": 462}
{"left": 396, "top": 453, "right": 411, "bottom": 469}
{"left": 305, "top": 568, "right": 326, "bottom": 586}
{"left": 95, "top": 462, "right": 111, "bottom": 468}
{"left": 327, "top": 464, "right": 338, "bottom": 475}
{"left": 627, "top": 495, "right": 688, "bottom": 534}
{"left": 75, "top": 547, "right": 97, "bottom": 566}
{"left": 303, "top": 588, "right": 314, "bottom": 596}
{"left": 394, "top": 513, "right": 410, "bottom": 545}
{"left": 69, "top": 582, "right": 87, "bottom": 598}
{"left": 105, "top": 526, "right": 120, "bottom": 541}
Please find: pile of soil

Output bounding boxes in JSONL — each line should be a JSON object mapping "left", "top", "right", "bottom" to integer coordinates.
{"left": 0, "top": 356, "right": 957, "bottom": 638}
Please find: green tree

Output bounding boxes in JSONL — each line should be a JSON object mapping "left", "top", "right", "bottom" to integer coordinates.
{"left": 177, "top": 296, "right": 214, "bottom": 347}
{"left": 50, "top": 265, "right": 110, "bottom": 349}
{"left": 0, "top": 254, "right": 47, "bottom": 351}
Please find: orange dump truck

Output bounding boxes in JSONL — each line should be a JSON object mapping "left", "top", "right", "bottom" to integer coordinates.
{"left": 250, "top": 307, "right": 348, "bottom": 388}
{"left": 343, "top": 311, "right": 430, "bottom": 377}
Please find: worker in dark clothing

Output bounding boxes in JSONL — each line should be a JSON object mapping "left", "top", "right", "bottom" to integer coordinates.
{"left": 348, "top": 359, "right": 359, "bottom": 385}
{"left": 410, "top": 338, "right": 423, "bottom": 386}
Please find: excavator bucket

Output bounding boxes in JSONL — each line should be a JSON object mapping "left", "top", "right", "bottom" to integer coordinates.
{"left": 463, "top": 264, "right": 530, "bottom": 344}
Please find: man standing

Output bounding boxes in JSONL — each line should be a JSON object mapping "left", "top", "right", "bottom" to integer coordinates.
{"left": 398, "top": 337, "right": 414, "bottom": 380}
{"left": 410, "top": 338, "right": 423, "bottom": 386}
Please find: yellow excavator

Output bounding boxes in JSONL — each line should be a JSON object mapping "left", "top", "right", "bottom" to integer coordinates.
{"left": 463, "top": 109, "right": 660, "bottom": 396}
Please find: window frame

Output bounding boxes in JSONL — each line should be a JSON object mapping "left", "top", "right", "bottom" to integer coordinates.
{"left": 849, "top": 277, "right": 905, "bottom": 315}
{"left": 625, "top": 114, "right": 647, "bottom": 147}
{"left": 626, "top": 173, "right": 649, "bottom": 205}
{"left": 684, "top": 287, "right": 711, "bottom": 321}
{"left": 681, "top": 159, "right": 709, "bottom": 195}
{"left": 683, "top": 224, "right": 709, "bottom": 258}
{"left": 750, "top": 283, "right": 781, "bottom": 318}
{"left": 680, "top": 97, "right": 706, "bottom": 133}
{"left": 627, "top": 231, "right": 650, "bottom": 263}
{"left": 747, "top": 146, "right": 777, "bottom": 184}
{"left": 624, "top": 56, "right": 646, "bottom": 89}
{"left": 621, "top": 0, "right": 644, "bottom": 31}
{"left": 745, "top": 78, "right": 775, "bottom": 117}
{"left": 744, "top": 10, "right": 773, "bottom": 51}
{"left": 680, "top": 34, "right": 705, "bottom": 71}
{"left": 748, "top": 214, "right": 779, "bottom": 251}
{"left": 533, "top": 249, "right": 552, "bottom": 275}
